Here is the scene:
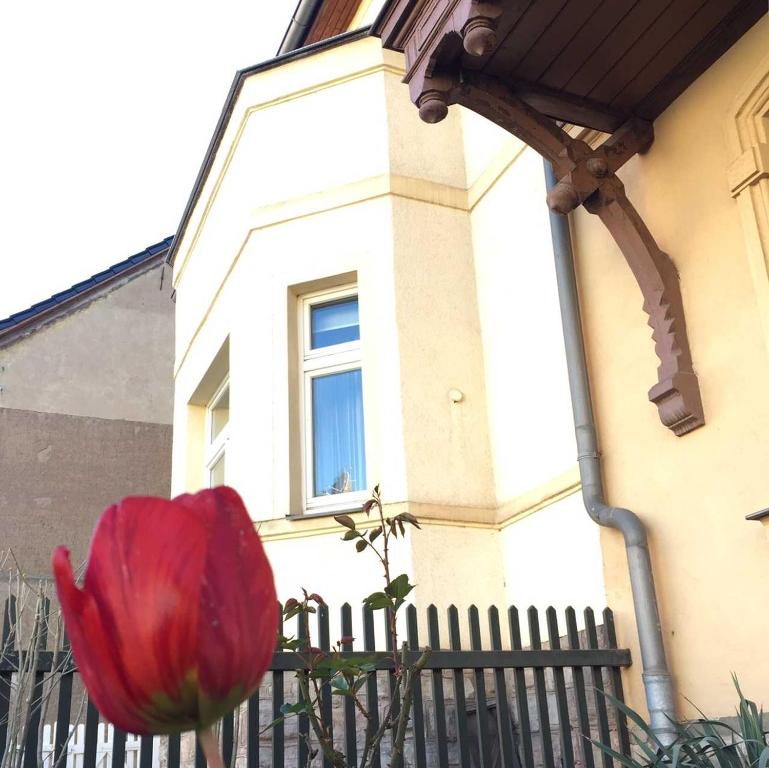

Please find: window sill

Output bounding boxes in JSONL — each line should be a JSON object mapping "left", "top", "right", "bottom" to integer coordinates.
{"left": 286, "top": 503, "right": 364, "bottom": 521}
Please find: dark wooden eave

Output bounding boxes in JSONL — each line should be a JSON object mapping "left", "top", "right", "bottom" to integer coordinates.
{"left": 305, "top": 0, "right": 364, "bottom": 45}
{"left": 374, "top": 0, "right": 767, "bottom": 133}
{"left": 371, "top": 1, "right": 766, "bottom": 436}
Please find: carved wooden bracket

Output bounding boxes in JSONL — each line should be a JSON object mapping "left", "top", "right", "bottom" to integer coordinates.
{"left": 394, "top": 26, "right": 705, "bottom": 435}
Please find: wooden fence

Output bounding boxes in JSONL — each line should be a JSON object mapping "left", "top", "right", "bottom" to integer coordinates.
{"left": 0, "top": 597, "right": 632, "bottom": 768}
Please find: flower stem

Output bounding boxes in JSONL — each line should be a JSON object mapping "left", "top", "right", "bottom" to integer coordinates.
{"left": 198, "top": 726, "right": 225, "bottom": 768}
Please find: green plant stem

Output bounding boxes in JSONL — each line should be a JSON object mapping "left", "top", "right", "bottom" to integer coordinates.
{"left": 296, "top": 671, "right": 343, "bottom": 767}
{"left": 197, "top": 726, "right": 225, "bottom": 768}
{"left": 390, "top": 646, "right": 431, "bottom": 768}
{"left": 359, "top": 677, "right": 402, "bottom": 768}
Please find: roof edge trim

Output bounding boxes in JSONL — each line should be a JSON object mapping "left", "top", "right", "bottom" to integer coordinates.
{"left": 166, "top": 26, "right": 372, "bottom": 268}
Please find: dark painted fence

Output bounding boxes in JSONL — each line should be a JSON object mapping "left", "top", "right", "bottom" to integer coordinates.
{"left": 0, "top": 597, "right": 631, "bottom": 768}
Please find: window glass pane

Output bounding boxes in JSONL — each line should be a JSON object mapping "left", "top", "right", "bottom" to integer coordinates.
{"left": 312, "top": 369, "right": 366, "bottom": 496}
{"left": 311, "top": 297, "right": 359, "bottom": 349}
{"left": 209, "top": 453, "right": 225, "bottom": 487}
{"left": 210, "top": 386, "right": 229, "bottom": 442}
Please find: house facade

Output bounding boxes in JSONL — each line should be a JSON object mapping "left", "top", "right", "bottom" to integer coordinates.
{"left": 169, "top": 2, "right": 769, "bottom": 724}
{"left": 0, "top": 239, "right": 175, "bottom": 575}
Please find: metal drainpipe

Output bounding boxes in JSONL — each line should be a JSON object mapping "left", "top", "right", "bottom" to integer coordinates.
{"left": 278, "top": 0, "right": 325, "bottom": 54}
{"left": 543, "top": 160, "right": 676, "bottom": 745}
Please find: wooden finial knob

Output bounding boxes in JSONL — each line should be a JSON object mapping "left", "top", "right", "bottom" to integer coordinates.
{"left": 418, "top": 92, "right": 449, "bottom": 124}
{"left": 463, "top": 19, "right": 497, "bottom": 57}
{"left": 546, "top": 181, "right": 581, "bottom": 214}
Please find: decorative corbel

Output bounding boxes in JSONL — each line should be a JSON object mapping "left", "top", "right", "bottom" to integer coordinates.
{"left": 405, "top": 57, "right": 704, "bottom": 434}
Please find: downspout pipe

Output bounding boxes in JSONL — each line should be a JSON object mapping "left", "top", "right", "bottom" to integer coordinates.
{"left": 278, "top": 0, "right": 324, "bottom": 54}
{"left": 543, "top": 160, "right": 676, "bottom": 745}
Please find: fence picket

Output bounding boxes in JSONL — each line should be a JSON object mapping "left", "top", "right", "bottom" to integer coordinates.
{"left": 565, "top": 607, "right": 595, "bottom": 768}
{"left": 84, "top": 700, "right": 100, "bottom": 768}
{"left": 0, "top": 596, "right": 17, "bottom": 764}
{"left": 24, "top": 597, "right": 50, "bottom": 768}
{"left": 247, "top": 691, "right": 260, "bottom": 768}
{"left": 426, "top": 606, "right": 449, "bottom": 768}
{"left": 168, "top": 733, "right": 181, "bottom": 768}
{"left": 194, "top": 732, "right": 206, "bottom": 768}
{"left": 384, "top": 608, "right": 400, "bottom": 748}
{"left": 406, "top": 605, "right": 427, "bottom": 768}
{"left": 468, "top": 606, "right": 493, "bottom": 768}
{"left": 546, "top": 608, "right": 575, "bottom": 768}
{"left": 509, "top": 607, "right": 535, "bottom": 768}
{"left": 340, "top": 604, "right": 357, "bottom": 766}
{"left": 585, "top": 608, "right": 613, "bottom": 768}
{"left": 603, "top": 608, "right": 631, "bottom": 756}
{"left": 317, "top": 603, "right": 333, "bottom": 768}
{"left": 362, "top": 606, "right": 381, "bottom": 768}
{"left": 528, "top": 607, "right": 555, "bottom": 768}
{"left": 272, "top": 605, "right": 284, "bottom": 768}
{"left": 139, "top": 735, "right": 153, "bottom": 768}
{"left": 296, "top": 612, "right": 309, "bottom": 768}
{"left": 112, "top": 729, "right": 127, "bottom": 768}
{"left": 488, "top": 607, "right": 517, "bottom": 768}
{"left": 222, "top": 711, "right": 234, "bottom": 768}
{"left": 447, "top": 606, "right": 471, "bottom": 768}
{"left": 54, "top": 633, "right": 74, "bottom": 768}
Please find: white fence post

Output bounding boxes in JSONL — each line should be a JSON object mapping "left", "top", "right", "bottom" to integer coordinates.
{"left": 41, "top": 723, "right": 160, "bottom": 768}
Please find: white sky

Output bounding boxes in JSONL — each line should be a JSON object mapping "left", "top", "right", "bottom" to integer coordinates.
{"left": 0, "top": 1, "right": 295, "bottom": 318}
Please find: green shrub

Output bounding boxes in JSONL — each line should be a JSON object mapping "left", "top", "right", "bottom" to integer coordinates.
{"left": 595, "top": 676, "right": 769, "bottom": 768}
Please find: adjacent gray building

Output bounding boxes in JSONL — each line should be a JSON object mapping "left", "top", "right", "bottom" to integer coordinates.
{"left": 0, "top": 238, "right": 175, "bottom": 576}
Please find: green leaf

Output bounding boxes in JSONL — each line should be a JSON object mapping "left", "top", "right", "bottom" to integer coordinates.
{"left": 369, "top": 527, "right": 382, "bottom": 542}
{"left": 280, "top": 701, "right": 308, "bottom": 716}
{"left": 330, "top": 677, "right": 350, "bottom": 694}
{"left": 343, "top": 530, "right": 359, "bottom": 541}
{"left": 588, "top": 739, "right": 643, "bottom": 768}
{"left": 355, "top": 539, "right": 367, "bottom": 553}
{"left": 335, "top": 514, "right": 356, "bottom": 530}
{"left": 398, "top": 512, "right": 421, "bottom": 529}
{"left": 363, "top": 592, "right": 393, "bottom": 611}
{"left": 385, "top": 574, "right": 415, "bottom": 600}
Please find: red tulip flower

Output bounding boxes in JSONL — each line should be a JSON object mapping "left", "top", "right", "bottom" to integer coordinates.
{"left": 53, "top": 487, "right": 278, "bottom": 743}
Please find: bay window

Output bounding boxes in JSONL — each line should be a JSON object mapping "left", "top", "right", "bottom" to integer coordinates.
{"left": 301, "top": 286, "right": 367, "bottom": 512}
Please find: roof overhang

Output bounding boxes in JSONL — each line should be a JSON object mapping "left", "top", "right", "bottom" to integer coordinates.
{"left": 373, "top": 0, "right": 766, "bottom": 133}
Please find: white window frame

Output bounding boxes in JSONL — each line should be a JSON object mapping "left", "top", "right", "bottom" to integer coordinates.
{"left": 300, "top": 285, "right": 367, "bottom": 514}
{"left": 205, "top": 376, "right": 230, "bottom": 488}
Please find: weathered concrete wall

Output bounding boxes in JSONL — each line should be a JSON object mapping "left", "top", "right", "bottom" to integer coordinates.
{"left": 0, "top": 408, "right": 172, "bottom": 576}
{"left": 0, "top": 260, "right": 175, "bottom": 576}
{"left": 0, "top": 264, "right": 174, "bottom": 424}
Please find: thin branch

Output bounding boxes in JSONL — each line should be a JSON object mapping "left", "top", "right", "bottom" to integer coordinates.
{"left": 390, "top": 645, "right": 431, "bottom": 768}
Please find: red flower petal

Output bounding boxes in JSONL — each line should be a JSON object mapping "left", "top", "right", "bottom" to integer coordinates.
{"left": 174, "top": 488, "right": 277, "bottom": 706}
{"left": 56, "top": 497, "right": 211, "bottom": 733}
{"left": 53, "top": 546, "right": 147, "bottom": 734}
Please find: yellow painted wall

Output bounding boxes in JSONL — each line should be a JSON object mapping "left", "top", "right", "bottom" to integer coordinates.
{"left": 171, "top": 34, "right": 604, "bottom": 638}
{"left": 171, "top": 15, "right": 769, "bottom": 720}
{"left": 570, "top": 16, "right": 769, "bottom": 715}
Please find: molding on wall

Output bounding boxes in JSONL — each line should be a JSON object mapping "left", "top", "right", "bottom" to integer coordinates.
{"left": 247, "top": 174, "right": 468, "bottom": 235}
{"left": 728, "top": 52, "right": 769, "bottom": 359}
{"left": 496, "top": 466, "right": 581, "bottom": 529}
{"left": 254, "top": 467, "right": 581, "bottom": 542}
{"left": 466, "top": 137, "right": 527, "bottom": 211}
{"left": 173, "top": 58, "right": 406, "bottom": 288}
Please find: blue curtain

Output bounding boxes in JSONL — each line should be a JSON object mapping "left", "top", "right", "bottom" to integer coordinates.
{"left": 312, "top": 369, "right": 366, "bottom": 496}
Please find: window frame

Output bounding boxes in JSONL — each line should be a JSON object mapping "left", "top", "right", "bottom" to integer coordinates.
{"left": 299, "top": 285, "right": 367, "bottom": 514}
{"left": 205, "top": 376, "right": 230, "bottom": 488}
